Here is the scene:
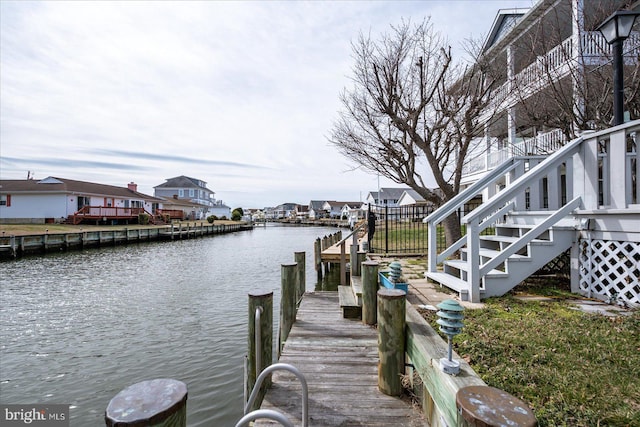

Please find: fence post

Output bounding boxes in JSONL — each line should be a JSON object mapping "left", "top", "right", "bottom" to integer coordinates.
{"left": 377, "top": 288, "right": 406, "bottom": 396}
{"left": 294, "top": 252, "right": 306, "bottom": 305}
{"left": 105, "top": 379, "right": 187, "bottom": 427}
{"left": 362, "top": 261, "right": 379, "bottom": 325}
{"left": 278, "top": 263, "right": 297, "bottom": 355}
{"left": 247, "top": 291, "right": 273, "bottom": 410}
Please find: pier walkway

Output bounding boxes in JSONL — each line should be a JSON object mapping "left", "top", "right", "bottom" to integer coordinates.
{"left": 255, "top": 291, "right": 424, "bottom": 426}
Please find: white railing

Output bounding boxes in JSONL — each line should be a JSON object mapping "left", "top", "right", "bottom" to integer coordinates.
{"left": 488, "top": 31, "right": 640, "bottom": 111}
{"left": 463, "top": 129, "right": 567, "bottom": 176}
{"left": 428, "top": 120, "right": 640, "bottom": 303}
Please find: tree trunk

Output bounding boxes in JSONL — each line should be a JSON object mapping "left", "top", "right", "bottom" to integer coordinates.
{"left": 442, "top": 212, "right": 462, "bottom": 251}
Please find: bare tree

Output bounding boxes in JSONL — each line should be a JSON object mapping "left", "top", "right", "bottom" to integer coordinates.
{"left": 510, "top": 1, "right": 640, "bottom": 139}
{"left": 330, "top": 19, "right": 502, "bottom": 246}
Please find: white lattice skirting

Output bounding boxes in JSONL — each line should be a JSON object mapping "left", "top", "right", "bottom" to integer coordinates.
{"left": 579, "top": 238, "right": 640, "bottom": 306}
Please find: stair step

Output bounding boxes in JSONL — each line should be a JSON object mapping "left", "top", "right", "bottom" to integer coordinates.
{"left": 425, "top": 271, "right": 470, "bottom": 296}
{"left": 351, "top": 275, "right": 363, "bottom": 306}
{"left": 338, "top": 285, "right": 361, "bottom": 319}
{"left": 445, "top": 260, "right": 508, "bottom": 277}
{"left": 462, "top": 248, "right": 531, "bottom": 261}
{"left": 480, "top": 235, "right": 553, "bottom": 245}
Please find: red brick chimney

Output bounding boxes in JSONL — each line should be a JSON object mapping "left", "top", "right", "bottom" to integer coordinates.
{"left": 127, "top": 182, "right": 138, "bottom": 192}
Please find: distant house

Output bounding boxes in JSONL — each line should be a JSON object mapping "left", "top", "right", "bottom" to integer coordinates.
{"left": 341, "top": 202, "right": 364, "bottom": 220}
{"left": 272, "top": 203, "right": 298, "bottom": 219}
{"left": 365, "top": 188, "right": 408, "bottom": 209}
{"left": 154, "top": 175, "right": 230, "bottom": 220}
{"left": 0, "top": 177, "right": 162, "bottom": 224}
{"left": 308, "top": 200, "right": 329, "bottom": 220}
{"left": 294, "top": 205, "right": 309, "bottom": 219}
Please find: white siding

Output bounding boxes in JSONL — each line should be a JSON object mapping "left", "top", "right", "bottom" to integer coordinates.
{"left": 0, "top": 194, "right": 70, "bottom": 219}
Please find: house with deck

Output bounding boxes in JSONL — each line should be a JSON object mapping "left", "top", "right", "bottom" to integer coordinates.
{"left": 153, "top": 176, "right": 228, "bottom": 220}
{"left": 0, "top": 177, "right": 163, "bottom": 224}
{"left": 423, "top": 1, "right": 640, "bottom": 307}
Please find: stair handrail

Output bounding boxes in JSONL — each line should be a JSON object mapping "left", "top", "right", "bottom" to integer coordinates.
{"left": 235, "top": 409, "right": 294, "bottom": 427}
{"left": 244, "top": 363, "right": 308, "bottom": 427}
{"left": 424, "top": 157, "right": 522, "bottom": 272}
{"left": 463, "top": 135, "right": 584, "bottom": 225}
{"left": 479, "top": 196, "right": 582, "bottom": 277}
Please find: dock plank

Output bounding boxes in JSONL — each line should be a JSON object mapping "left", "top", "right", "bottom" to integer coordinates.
{"left": 255, "top": 292, "right": 424, "bottom": 426}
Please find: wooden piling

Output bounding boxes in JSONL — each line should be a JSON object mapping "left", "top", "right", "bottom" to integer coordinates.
{"left": 314, "top": 238, "right": 322, "bottom": 281}
{"left": 377, "top": 288, "right": 406, "bottom": 396}
{"left": 247, "top": 290, "right": 273, "bottom": 410}
{"left": 362, "top": 261, "right": 379, "bottom": 326}
{"left": 278, "top": 263, "right": 297, "bottom": 355}
{"left": 105, "top": 379, "right": 187, "bottom": 427}
{"left": 294, "top": 252, "right": 306, "bottom": 305}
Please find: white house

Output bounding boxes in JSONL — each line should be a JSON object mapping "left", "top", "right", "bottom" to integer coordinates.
{"left": 423, "top": 1, "right": 640, "bottom": 307}
{"left": 0, "top": 177, "right": 162, "bottom": 224}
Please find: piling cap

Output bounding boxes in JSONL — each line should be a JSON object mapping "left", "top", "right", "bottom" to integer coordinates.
{"left": 105, "top": 379, "right": 187, "bottom": 426}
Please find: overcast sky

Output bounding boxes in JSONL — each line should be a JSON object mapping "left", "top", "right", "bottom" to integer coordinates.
{"left": 0, "top": 0, "right": 533, "bottom": 209}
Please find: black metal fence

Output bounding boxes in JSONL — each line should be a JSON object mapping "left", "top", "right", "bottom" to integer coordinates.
{"left": 367, "top": 201, "right": 482, "bottom": 254}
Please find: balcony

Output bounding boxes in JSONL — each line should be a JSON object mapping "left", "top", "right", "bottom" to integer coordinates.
{"left": 463, "top": 128, "right": 567, "bottom": 177}
{"left": 489, "top": 32, "right": 640, "bottom": 113}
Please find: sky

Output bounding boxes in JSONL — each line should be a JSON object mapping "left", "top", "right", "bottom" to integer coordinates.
{"left": 0, "top": 0, "right": 534, "bottom": 209}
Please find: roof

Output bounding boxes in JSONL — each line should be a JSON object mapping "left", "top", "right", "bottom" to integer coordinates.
{"left": 401, "top": 189, "right": 426, "bottom": 203}
{"left": 309, "top": 200, "right": 328, "bottom": 210}
{"left": 368, "top": 187, "right": 410, "bottom": 200}
{"left": 0, "top": 177, "right": 161, "bottom": 201}
{"left": 481, "top": 8, "right": 529, "bottom": 53}
{"left": 154, "top": 175, "right": 213, "bottom": 192}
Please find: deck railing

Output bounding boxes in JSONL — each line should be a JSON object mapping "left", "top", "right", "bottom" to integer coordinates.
{"left": 427, "top": 120, "right": 640, "bottom": 302}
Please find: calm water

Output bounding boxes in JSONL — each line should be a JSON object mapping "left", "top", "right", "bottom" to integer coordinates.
{"left": 0, "top": 225, "right": 339, "bottom": 426}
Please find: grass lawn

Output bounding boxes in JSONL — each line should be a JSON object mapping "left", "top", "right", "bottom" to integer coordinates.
{"left": 419, "top": 280, "right": 640, "bottom": 426}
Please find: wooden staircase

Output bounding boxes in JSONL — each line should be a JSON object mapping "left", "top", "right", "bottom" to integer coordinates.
{"left": 425, "top": 134, "right": 588, "bottom": 303}
{"left": 426, "top": 211, "right": 578, "bottom": 301}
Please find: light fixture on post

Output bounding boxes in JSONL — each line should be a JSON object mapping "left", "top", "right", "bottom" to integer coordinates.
{"left": 596, "top": 10, "right": 640, "bottom": 126}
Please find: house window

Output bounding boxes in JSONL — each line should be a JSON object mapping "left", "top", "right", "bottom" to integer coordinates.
{"left": 0, "top": 194, "right": 10, "bottom": 206}
{"left": 178, "top": 189, "right": 184, "bottom": 197}
{"left": 189, "top": 189, "right": 195, "bottom": 197}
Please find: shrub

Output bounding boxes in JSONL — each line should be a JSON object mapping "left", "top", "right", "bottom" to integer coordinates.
{"left": 138, "top": 213, "right": 150, "bottom": 225}
{"left": 206, "top": 215, "right": 217, "bottom": 223}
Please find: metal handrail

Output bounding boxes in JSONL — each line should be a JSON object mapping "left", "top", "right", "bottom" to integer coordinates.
{"left": 255, "top": 306, "right": 263, "bottom": 376}
{"left": 244, "top": 363, "right": 309, "bottom": 427}
{"left": 235, "top": 409, "right": 294, "bottom": 427}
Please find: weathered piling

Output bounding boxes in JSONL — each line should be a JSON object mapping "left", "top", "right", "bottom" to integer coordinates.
{"left": 278, "top": 263, "right": 298, "bottom": 355}
{"left": 456, "top": 386, "right": 537, "bottom": 427}
{"left": 362, "top": 261, "right": 379, "bottom": 325}
{"left": 377, "top": 288, "right": 406, "bottom": 396}
{"left": 105, "top": 379, "right": 187, "bottom": 427}
{"left": 314, "top": 238, "right": 322, "bottom": 281}
{"left": 294, "top": 252, "right": 306, "bottom": 305}
{"left": 247, "top": 291, "right": 273, "bottom": 411}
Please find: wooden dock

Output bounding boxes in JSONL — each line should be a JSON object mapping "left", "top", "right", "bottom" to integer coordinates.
{"left": 255, "top": 292, "right": 424, "bottom": 426}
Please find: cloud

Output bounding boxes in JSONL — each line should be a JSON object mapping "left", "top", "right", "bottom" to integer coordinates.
{"left": 1, "top": 0, "right": 534, "bottom": 208}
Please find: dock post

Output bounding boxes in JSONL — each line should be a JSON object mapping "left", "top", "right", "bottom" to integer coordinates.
{"left": 377, "top": 288, "right": 406, "bottom": 396}
{"left": 362, "top": 261, "right": 379, "bottom": 325}
{"left": 294, "top": 252, "right": 306, "bottom": 305}
{"left": 314, "top": 238, "right": 322, "bottom": 281}
{"left": 278, "top": 263, "right": 297, "bottom": 356}
{"left": 247, "top": 290, "right": 273, "bottom": 410}
{"left": 105, "top": 379, "right": 187, "bottom": 427}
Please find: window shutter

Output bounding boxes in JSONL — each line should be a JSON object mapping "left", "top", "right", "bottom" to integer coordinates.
{"left": 6, "top": 195, "right": 11, "bottom": 207}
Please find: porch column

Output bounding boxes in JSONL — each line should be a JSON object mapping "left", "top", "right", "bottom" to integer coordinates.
{"left": 609, "top": 129, "right": 627, "bottom": 209}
